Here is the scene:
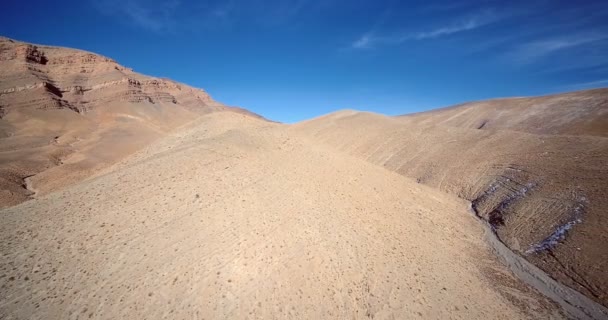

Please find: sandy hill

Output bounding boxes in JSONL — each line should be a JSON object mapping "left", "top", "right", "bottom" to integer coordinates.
{"left": 0, "top": 36, "right": 261, "bottom": 208}
{"left": 1, "top": 112, "right": 568, "bottom": 319}
{"left": 399, "top": 88, "right": 608, "bottom": 137}
{"left": 292, "top": 90, "right": 608, "bottom": 312}
{"left": 1, "top": 38, "right": 608, "bottom": 319}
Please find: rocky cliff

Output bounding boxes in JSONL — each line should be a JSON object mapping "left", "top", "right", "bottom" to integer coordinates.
{"left": 0, "top": 36, "right": 262, "bottom": 207}
{"left": 0, "top": 37, "right": 228, "bottom": 115}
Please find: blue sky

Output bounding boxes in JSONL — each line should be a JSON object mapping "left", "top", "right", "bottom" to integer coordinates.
{"left": 2, "top": 0, "right": 607, "bottom": 122}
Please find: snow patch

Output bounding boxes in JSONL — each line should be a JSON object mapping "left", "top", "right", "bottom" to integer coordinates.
{"left": 525, "top": 200, "right": 586, "bottom": 254}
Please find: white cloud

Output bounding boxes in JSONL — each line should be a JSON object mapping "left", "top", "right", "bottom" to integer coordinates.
{"left": 93, "top": 0, "right": 181, "bottom": 32}
{"left": 94, "top": 0, "right": 312, "bottom": 32}
{"left": 509, "top": 34, "right": 608, "bottom": 63}
{"left": 563, "top": 79, "right": 608, "bottom": 90}
{"left": 351, "top": 10, "right": 499, "bottom": 49}
{"left": 352, "top": 33, "right": 373, "bottom": 49}
{"left": 414, "top": 16, "right": 488, "bottom": 39}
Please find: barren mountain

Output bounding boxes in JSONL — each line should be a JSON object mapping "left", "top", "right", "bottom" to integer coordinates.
{"left": 1, "top": 38, "right": 607, "bottom": 319}
{"left": 399, "top": 89, "right": 608, "bottom": 137}
{"left": 0, "top": 36, "right": 260, "bottom": 208}
{"left": 1, "top": 112, "right": 565, "bottom": 319}
{"left": 293, "top": 90, "right": 608, "bottom": 311}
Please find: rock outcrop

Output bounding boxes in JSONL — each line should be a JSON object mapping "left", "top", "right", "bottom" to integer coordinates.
{"left": 0, "top": 37, "right": 227, "bottom": 115}
{"left": 0, "top": 36, "right": 263, "bottom": 207}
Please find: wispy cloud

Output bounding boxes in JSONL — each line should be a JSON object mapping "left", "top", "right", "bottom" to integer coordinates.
{"left": 420, "top": 2, "right": 473, "bottom": 13}
{"left": 351, "top": 10, "right": 499, "bottom": 49}
{"left": 352, "top": 34, "right": 373, "bottom": 49}
{"left": 94, "top": 0, "right": 182, "bottom": 32}
{"left": 254, "top": 0, "right": 311, "bottom": 25}
{"left": 94, "top": 0, "right": 312, "bottom": 32}
{"left": 414, "top": 16, "right": 490, "bottom": 39}
{"left": 509, "top": 34, "right": 608, "bottom": 63}
{"left": 210, "top": 2, "right": 234, "bottom": 19}
{"left": 126, "top": 1, "right": 178, "bottom": 31}
{"left": 561, "top": 79, "right": 608, "bottom": 90}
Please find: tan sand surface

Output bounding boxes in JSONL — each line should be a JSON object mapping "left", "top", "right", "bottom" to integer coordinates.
{"left": 0, "top": 113, "right": 560, "bottom": 319}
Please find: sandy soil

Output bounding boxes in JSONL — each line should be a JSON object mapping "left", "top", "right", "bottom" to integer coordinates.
{"left": 2, "top": 36, "right": 606, "bottom": 320}
{"left": 399, "top": 88, "right": 608, "bottom": 137}
{"left": 292, "top": 108, "right": 608, "bottom": 310}
{"left": 0, "top": 113, "right": 561, "bottom": 319}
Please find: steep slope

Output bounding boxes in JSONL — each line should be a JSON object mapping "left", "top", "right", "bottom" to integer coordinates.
{"left": 0, "top": 36, "right": 261, "bottom": 208}
{"left": 0, "top": 112, "right": 562, "bottom": 319}
{"left": 400, "top": 88, "right": 608, "bottom": 137}
{"left": 292, "top": 90, "right": 608, "bottom": 309}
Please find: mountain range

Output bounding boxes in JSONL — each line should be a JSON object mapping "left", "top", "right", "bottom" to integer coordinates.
{"left": 1, "top": 37, "right": 607, "bottom": 319}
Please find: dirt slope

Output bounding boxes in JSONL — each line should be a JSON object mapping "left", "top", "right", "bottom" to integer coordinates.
{"left": 0, "top": 36, "right": 261, "bottom": 208}
{"left": 0, "top": 112, "right": 562, "bottom": 319}
{"left": 292, "top": 92, "right": 608, "bottom": 309}
{"left": 399, "top": 88, "right": 608, "bottom": 137}
{"left": 1, "top": 36, "right": 606, "bottom": 319}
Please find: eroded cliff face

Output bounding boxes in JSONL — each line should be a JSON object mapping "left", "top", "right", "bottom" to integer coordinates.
{"left": 0, "top": 37, "right": 224, "bottom": 115}
{"left": 0, "top": 37, "right": 260, "bottom": 207}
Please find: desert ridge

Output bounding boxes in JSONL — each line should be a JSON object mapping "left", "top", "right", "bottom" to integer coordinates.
{"left": 0, "top": 36, "right": 262, "bottom": 208}
{"left": 1, "top": 37, "right": 608, "bottom": 319}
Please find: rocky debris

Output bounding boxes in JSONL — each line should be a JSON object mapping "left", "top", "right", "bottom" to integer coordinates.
{"left": 526, "top": 198, "right": 587, "bottom": 254}
{"left": 471, "top": 177, "right": 536, "bottom": 230}
{"left": 0, "top": 82, "right": 47, "bottom": 95}
{"left": 0, "top": 43, "right": 47, "bottom": 64}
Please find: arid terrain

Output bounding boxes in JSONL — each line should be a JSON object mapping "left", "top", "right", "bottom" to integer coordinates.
{"left": 0, "top": 36, "right": 260, "bottom": 208}
{"left": 293, "top": 90, "right": 608, "bottom": 312}
{"left": 1, "top": 38, "right": 607, "bottom": 319}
